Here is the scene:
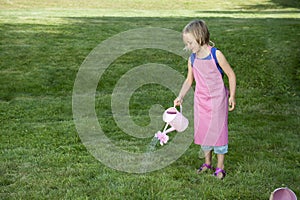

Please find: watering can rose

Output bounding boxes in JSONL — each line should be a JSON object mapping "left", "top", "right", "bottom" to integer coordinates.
{"left": 155, "top": 131, "right": 169, "bottom": 146}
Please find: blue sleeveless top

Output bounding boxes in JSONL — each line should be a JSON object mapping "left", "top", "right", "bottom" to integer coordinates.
{"left": 190, "top": 47, "right": 224, "bottom": 77}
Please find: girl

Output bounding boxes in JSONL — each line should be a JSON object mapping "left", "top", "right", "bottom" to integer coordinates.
{"left": 174, "top": 20, "right": 236, "bottom": 179}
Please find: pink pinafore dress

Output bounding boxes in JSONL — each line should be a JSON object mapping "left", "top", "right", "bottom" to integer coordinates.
{"left": 192, "top": 46, "right": 228, "bottom": 146}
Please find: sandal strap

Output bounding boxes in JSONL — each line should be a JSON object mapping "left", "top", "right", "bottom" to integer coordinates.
{"left": 214, "top": 168, "right": 226, "bottom": 177}
{"left": 199, "top": 163, "right": 213, "bottom": 171}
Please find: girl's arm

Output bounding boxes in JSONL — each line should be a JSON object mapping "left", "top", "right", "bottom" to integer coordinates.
{"left": 174, "top": 57, "right": 194, "bottom": 106}
{"left": 216, "top": 50, "right": 236, "bottom": 111}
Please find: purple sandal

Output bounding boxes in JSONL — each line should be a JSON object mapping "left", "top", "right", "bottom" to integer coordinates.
{"left": 197, "top": 163, "right": 214, "bottom": 174}
{"left": 214, "top": 168, "right": 226, "bottom": 179}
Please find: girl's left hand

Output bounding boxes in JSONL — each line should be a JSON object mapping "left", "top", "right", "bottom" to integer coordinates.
{"left": 228, "top": 97, "right": 236, "bottom": 111}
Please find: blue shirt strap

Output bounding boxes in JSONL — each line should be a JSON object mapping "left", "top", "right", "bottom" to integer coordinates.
{"left": 189, "top": 47, "right": 224, "bottom": 77}
{"left": 190, "top": 53, "right": 196, "bottom": 67}
{"left": 211, "top": 47, "right": 224, "bottom": 77}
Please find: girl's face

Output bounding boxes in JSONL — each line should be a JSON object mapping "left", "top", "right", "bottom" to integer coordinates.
{"left": 183, "top": 33, "right": 199, "bottom": 53}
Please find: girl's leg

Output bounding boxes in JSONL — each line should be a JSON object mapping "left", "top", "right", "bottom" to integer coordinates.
{"left": 216, "top": 154, "right": 225, "bottom": 169}
{"left": 216, "top": 154, "right": 225, "bottom": 179}
{"left": 199, "top": 150, "right": 212, "bottom": 172}
{"left": 197, "top": 150, "right": 213, "bottom": 173}
{"left": 197, "top": 146, "right": 213, "bottom": 173}
{"left": 214, "top": 145, "right": 228, "bottom": 178}
{"left": 204, "top": 150, "right": 213, "bottom": 166}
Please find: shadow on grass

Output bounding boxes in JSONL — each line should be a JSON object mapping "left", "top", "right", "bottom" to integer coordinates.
{"left": 244, "top": 0, "right": 300, "bottom": 9}
{"left": 1, "top": 16, "right": 299, "bottom": 101}
{"left": 194, "top": 10, "right": 300, "bottom": 14}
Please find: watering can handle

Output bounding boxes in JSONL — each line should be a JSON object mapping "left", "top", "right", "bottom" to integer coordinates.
{"left": 172, "top": 104, "right": 183, "bottom": 113}
{"left": 173, "top": 100, "right": 183, "bottom": 112}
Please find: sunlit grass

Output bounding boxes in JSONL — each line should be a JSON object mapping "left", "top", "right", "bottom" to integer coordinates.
{"left": 0, "top": 0, "right": 293, "bottom": 10}
{"left": 0, "top": 0, "right": 299, "bottom": 22}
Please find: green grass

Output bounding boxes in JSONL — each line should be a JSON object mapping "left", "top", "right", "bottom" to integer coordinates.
{"left": 1, "top": 1, "right": 300, "bottom": 199}
{"left": 1, "top": 0, "right": 300, "bottom": 10}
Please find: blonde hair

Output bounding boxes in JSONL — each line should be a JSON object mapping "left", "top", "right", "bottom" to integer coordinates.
{"left": 182, "top": 20, "right": 211, "bottom": 46}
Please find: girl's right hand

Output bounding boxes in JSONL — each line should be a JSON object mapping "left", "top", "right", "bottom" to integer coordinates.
{"left": 174, "top": 97, "right": 183, "bottom": 106}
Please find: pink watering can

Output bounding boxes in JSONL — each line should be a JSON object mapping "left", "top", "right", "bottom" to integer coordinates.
{"left": 155, "top": 105, "right": 189, "bottom": 145}
{"left": 270, "top": 187, "right": 297, "bottom": 200}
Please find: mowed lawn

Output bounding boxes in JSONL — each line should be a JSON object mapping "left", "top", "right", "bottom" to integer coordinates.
{"left": 0, "top": 0, "right": 299, "bottom": 199}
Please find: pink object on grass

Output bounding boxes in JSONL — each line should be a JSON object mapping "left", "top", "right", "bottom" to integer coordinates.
{"left": 154, "top": 105, "right": 189, "bottom": 145}
{"left": 270, "top": 187, "right": 297, "bottom": 200}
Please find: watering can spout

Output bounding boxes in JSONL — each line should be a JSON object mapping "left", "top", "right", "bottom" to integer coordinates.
{"left": 164, "top": 127, "right": 176, "bottom": 134}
